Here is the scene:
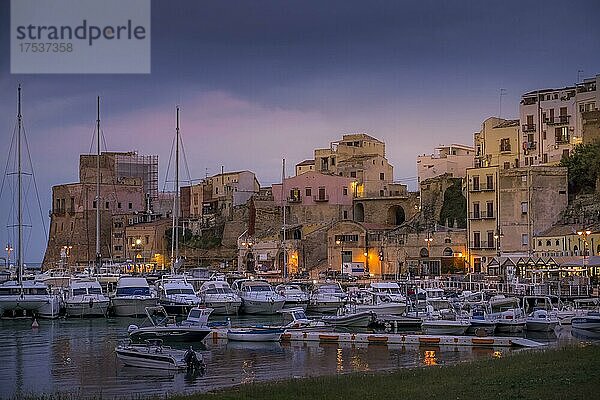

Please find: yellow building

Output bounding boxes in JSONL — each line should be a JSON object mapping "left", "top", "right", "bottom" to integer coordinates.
{"left": 474, "top": 117, "right": 521, "bottom": 169}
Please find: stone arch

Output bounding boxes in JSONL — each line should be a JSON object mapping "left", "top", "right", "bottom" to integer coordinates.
{"left": 354, "top": 203, "right": 365, "bottom": 222}
{"left": 387, "top": 205, "right": 406, "bottom": 225}
{"left": 443, "top": 247, "right": 453, "bottom": 256}
{"left": 419, "top": 247, "right": 429, "bottom": 258}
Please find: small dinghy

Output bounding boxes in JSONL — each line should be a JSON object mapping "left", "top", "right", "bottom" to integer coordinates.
{"left": 115, "top": 339, "right": 204, "bottom": 371}
{"left": 320, "top": 310, "right": 375, "bottom": 328}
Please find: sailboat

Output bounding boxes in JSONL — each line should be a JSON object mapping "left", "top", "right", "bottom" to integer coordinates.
{"left": 0, "top": 85, "right": 61, "bottom": 319}
{"left": 64, "top": 97, "right": 110, "bottom": 318}
{"left": 157, "top": 107, "right": 199, "bottom": 315}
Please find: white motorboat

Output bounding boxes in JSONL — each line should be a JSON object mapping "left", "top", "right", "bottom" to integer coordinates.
{"left": 424, "top": 288, "right": 448, "bottom": 310}
{"left": 307, "top": 283, "right": 347, "bottom": 314}
{"left": 0, "top": 280, "right": 61, "bottom": 319}
{"left": 64, "top": 279, "right": 109, "bottom": 318}
{"left": 232, "top": 279, "right": 285, "bottom": 315}
{"left": 492, "top": 308, "right": 526, "bottom": 333}
{"left": 197, "top": 280, "right": 242, "bottom": 315}
{"left": 572, "top": 313, "right": 600, "bottom": 333}
{"left": 466, "top": 306, "right": 496, "bottom": 336}
{"left": 111, "top": 276, "right": 158, "bottom": 317}
{"left": 421, "top": 309, "right": 471, "bottom": 335}
{"left": 157, "top": 275, "right": 202, "bottom": 316}
{"left": 226, "top": 327, "right": 284, "bottom": 342}
{"left": 345, "top": 288, "right": 406, "bottom": 317}
{"left": 320, "top": 310, "right": 375, "bottom": 328}
{"left": 276, "top": 284, "right": 309, "bottom": 310}
{"left": 525, "top": 309, "right": 559, "bottom": 332}
{"left": 280, "top": 307, "right": 329, "bottom": 331}
{"left": 115, "top": 340, "right": 204, "bottom": 371}
{"left": 128, "top": 306, "right": 212, "bottom": 343}
{"left": 369, "top": 282, "right": 407, "bottom": 302}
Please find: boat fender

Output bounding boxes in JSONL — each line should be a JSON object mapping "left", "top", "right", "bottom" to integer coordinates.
{"left": 127, "top": 324, "right": 139, "bottom": 333}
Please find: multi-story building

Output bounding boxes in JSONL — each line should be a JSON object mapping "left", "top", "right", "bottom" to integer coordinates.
{"left": 181, "top": 170, "right": 260, "bottom": 222}
{"left": 272, "top": 171, "right": 355, "bottom": 223}
{"left": 474, "top": 117, "right": 521, "bottom": 169}
{"left": 43, "top": 152, "right": 156, "bottom": 269}
{"left": 295, "top": 159, "right": 315, "bottom": 175}
{"left": 417, "top": 144, "right": 474, "bottom": 183}
{"left": 519, "top": 74, "right": 599, "bottom": 166}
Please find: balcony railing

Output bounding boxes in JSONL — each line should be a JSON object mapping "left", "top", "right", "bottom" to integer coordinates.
{"left": 524, "top": 141, "right": 537, "bottom": 151}
{"left": 522, "top": 124, "right": 536, "bottom": 132}
{"left": 468, "top": 211, "right": 494, "bottom": 219}
{"left": 470, "top": 241, "right": 495, "bottom": 249}
{"left": 469, "top": 184, "right": 494, "bottom": 192}
{"left": 287, "top": 196, "right": 302, "bottom": 203}
{"left": 313, "top": 194, "right": 329, "bottom": 202}
{"left": 545, "top": 115, "right": 571, "bottom": 125}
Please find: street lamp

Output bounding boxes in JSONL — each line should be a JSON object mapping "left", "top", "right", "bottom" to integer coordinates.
{"left": 577, "top": 229, "right": 592, "bottom": 276}
{"left": 241, "top": 238, "right": 254, "bottom": 273}
{"left": 493, "top": 230, "right": 504, "bottom": 257}
{"left": 336, "top": 239, "right": 344, "bottom": 276}
{"left": 424, "top": 233, "right": 433, "bottom": 276}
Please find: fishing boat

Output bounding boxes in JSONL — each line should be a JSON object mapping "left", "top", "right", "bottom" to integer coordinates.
{"left": 115, "top": 339, "right": 204, "bottom": 371}
{"left": 111, "top": 276, "right": 158, "bottom": 317}
{"left": 226, "top": 327, "right": 285, "bottom": 342}
{"left": 525, "top": 309, "right": 559, "bottom": 332}
{"left": 197, "top": 279, "right": 242, "bottom": 315}
{"left": 232, "top": 279, "right": 285, "bottom": 315}
{"left": 128, "top": 306, "right": 212, "bottom": 343}
{"left": 0, "top": 86, "right": 61, "bottom": 319}
{"left": 276, "top": 284, "right": 309, "bottom": 310}
{"left": 64, "top": 279, "right": 110, "bottom": 317}
{"left": 280, "top": 307, "right": 329, "bottom": 331}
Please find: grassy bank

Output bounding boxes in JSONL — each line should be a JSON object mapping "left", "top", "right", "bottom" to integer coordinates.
{"left": 173, "top": 345, "right": 599, "bottom": 400}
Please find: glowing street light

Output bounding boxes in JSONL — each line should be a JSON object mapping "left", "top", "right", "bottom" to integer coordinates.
{"left": 577, "top": 229, "right": 592, "bottom": 276}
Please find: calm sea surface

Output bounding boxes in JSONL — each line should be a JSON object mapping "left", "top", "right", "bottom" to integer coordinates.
{"left": 0, "top": 316, "right": 591, "bottom": 399}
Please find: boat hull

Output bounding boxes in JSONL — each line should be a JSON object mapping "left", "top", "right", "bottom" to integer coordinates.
{"left": 282, "top": 300, "right": 309, "bottom": 311}
{"left": 115, "top": 346, "right": 186, "bottom": 370}
{"left": 421, "top": 321, "right": 470, "bottom": 335}
{"left": 0, "top": 295, "right": 61, "bottom": 319}
{"left": 129, "top": 327, "right": 211, "bottom": 343}
{"left": 525, "top": 320, "right": 558, "bottom": 332}
{"left": 321, "top": 311, "right": 374, "bottom": 328}
{"left": 65, "top": 299, "right": 109, "bottom": 318}
{"left": 466, "top": 320, "right": 496, "bottom": 336}
{"left": 307, "top": 300, "right": 345, "bottom": 314}
{"left": 495, "top": 322, "right": 525, "bottom": 333}
{"left": 241, "top": 298, "right": 285, "bottom": 315}
{"left": 227, "top": 328, "right": 284, "bottom": 342}
{"left": 202, "top": 300, "right": 241, "bottom": 315}
{"left": 112, "top": 297, "right": 158, "bottom": 317}
{"left": 571, "top": 315, "right": 600, "bottom": 332}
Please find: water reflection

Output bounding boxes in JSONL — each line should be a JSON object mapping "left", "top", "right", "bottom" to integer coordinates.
{"left": 0, "top": 318, "right": 590, "bottom": 398}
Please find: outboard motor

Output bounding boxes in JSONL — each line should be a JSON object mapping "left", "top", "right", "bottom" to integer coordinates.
{"left": 127, "top": 324, "right": 139, "bottom": 334}
{"left": 184, "top": 347, "right": 204, "bottom": 372}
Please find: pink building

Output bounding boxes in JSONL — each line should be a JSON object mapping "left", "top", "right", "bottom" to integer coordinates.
{"left": 273, "top": 171, "right": 354, "bottom": 207}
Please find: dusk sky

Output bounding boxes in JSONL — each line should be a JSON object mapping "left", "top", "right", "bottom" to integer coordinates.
{"left": 1, "top": 0, "right": 599, "bottom": 263}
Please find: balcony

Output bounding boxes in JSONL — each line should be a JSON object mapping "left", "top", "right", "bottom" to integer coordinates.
{"left": 524, "top": 141, "right": 537, "bottom": 151}
{"left": 313, "top": 194, "right": 329, "bottom": 202}
{"left": 468, "top": 211, "right": 494, "bottom": 219}
{"left": 469, "top": 184, "right": 494, "bottom": 192}
{"left": 545, "top": 115, "right": 571, "bottom": 125}
{"left": 522, "top": 124, "right": 536, "bottom": 132}
{"left": 470, "top": 241, "right": 495, "bottom": 249}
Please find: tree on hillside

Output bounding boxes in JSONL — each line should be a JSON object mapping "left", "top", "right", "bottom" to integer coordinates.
{"left": 560, "top": 143, "right": 600, "bottom": 196}
{"left": 438, "top": 179, "right": 467, "bottom": 228}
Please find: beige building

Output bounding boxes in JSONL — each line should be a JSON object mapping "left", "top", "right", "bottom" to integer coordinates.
{"left": 417, "top": 144, "right": 474, "bottom": 183}
{"left": 474, "top": 117, "right": 521, "bottom": 169}
{"left": 295, "top": 159, "right": 315, "bottom": 175}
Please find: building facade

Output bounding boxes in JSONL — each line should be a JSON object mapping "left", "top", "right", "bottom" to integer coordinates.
{"left": 417, "top": 144, "right": 474, "bottom": 183}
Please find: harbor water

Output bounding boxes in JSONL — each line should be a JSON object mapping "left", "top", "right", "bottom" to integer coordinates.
{"left": 0, "top": 316, "right": 589, "bottom": 399}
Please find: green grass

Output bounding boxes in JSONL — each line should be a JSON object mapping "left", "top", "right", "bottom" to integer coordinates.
{"left": 172, "top": 345, "right": 600, "bottom": 400}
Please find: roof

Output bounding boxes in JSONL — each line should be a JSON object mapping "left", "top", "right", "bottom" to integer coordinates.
{"left": 522, "top": 86, "right": 576, "bottom": 97}
{"left": 538, "top": 224, "right": 578, "bottom": 237}
{"left": 296, "top": 159, "right": 315, "bottom": 166}
{"left": 340, "top": 133, "right": 383, "bottom": 143}
{"left": 362, "top": 223, "right": 396, "bottom": 231}
{"left": 494, "top": 119, "right": 520, "bottom": 128}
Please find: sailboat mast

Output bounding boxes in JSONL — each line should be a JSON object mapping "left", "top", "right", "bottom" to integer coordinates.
{"left": 96, "top": 96, "right": 101, "bottom": 273}
{"left": 17, "top": 85, "right": 23, "bottom": 283}
{"left": 173, "top": 106, "right": 180, "bottom": 272}
{"left": 282, "top": 158, "right": 287, "bottom": 280}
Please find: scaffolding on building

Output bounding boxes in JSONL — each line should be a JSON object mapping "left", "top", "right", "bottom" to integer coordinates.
{"left": 115, "top": 152, "right": 159, "bottom": 203}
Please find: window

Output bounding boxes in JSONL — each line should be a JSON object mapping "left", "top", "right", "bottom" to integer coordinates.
{"left": 555, "top": 127, "right": 569, "bottom": 144}
{"left": 379, "top": 189, "right": 384, "bottom": 197}
{"left": 105, "top": 201, "right": 109, "bottom": 209}
{"left": 305, "top": 187, "right": 312, "bottom": 197}
{"left": 118, "top": 202, "right": 122, "bottom": 209}
{"left": 487, "top": 231, "right": 494, "bottom": 248}
{"left": 500, "top": 138, "right": 511, "bottom": 152}
{"left": 343, "top": 210, "right": 348, "bottom": 219}
{"left": 543, "top": 154, "right": 548, "bottom": 164}
{"left": 521, "top": 202, "right": 528, "bottom": 214}
{"left": 472, "top": 202, "right": 480, "bottom": 219}
{"left": 522, "top": 234, "right": 529, "bottom": 246}
{"left": 343, "top": 187, "right": 348, "bottom": 196}
{"left": 128, "top": 202, "right": 133, "bottom": 209}
{"left": 350, "top": 171, "right": 356, "bottom": 178}
{"left": 472, "top": 176, "right": 480, "bottom": 191}
{"left": 334, "top": 234, "right": 359, "bottom": 242}
{"left": 486, "top": 175, "right": 493, "bottom": 190}
{"left": 145, "top": 235, "right": 149, "bottom": 245}
{"left": 92, "top": 201, "right": 97, "bottom": 209}
{"left": 546, "top": 240, "right": 551, "bottom": 246}
{"left": 555, "top": 239, "right": 560, "bottom": 246}
{"left": 379, "top": 172, "right": 385, "bottom": 180}
{"left": 486, "top": 201, "right": 493, "bottom": 218}
{"left": 504, "top": 162, "right": 510, "bottom": 170}
{"left": 473, "top": 232, "right": 481, "bottom": 248}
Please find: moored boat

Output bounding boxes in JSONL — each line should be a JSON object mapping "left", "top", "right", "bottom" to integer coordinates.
{"left": 128, "top": 306, "right": 212, "bottom": 343}
{"left": 572, "top": 313, "right": 600, "bottom": 333}
{"left": 226, "top": 327, "right": 284, "bottom": 342}
{"left": 320, "top": 310, "right": 375, "bottom": 328}
{"left": 525, "top": 309, "right": 559, "bottom": 332}
{"left": 232, "top": 279, "right": 285, "bottom": 315}
{"left": 198, "top": 279, "right": 242, "bottom": 315}
{"left": 308, "top": 283, "right": 347, "bottom": 314}
{"left": 111, "top": 276, "right": 158, "bottom": 317}
{"left": 276, "top": 284, "right": 309, "bottom": 310}
{"left": 157, "top": 275, "right": 202, "bottom": 316}
{"left": 64, "top": 279, "right": 109, "bottom": 318}
{"left": 115, "top": 340, "right": 204, "bottom": 371}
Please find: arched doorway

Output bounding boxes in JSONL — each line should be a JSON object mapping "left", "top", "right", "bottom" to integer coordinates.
{"left": 354, "top": 203, "right": 365, "bottom": 222}
{"left": 387, "top": 205, "right": 406, "bottom": 225}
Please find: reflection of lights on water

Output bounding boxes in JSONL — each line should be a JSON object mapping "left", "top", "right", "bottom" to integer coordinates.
{"left": 241, "top": 359, "right": 256, "bottom": 384}
{"left": 424, "top": 350, "right": 437, "bottom": 366}
{"left": 493, "top": 351, "right": 502, "bottom": 359}
{"left": 336, "top": 348, "right": 344, "bottom": 372}
{"left": 350, "top": 355, "right": 369, "bottom": 371}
